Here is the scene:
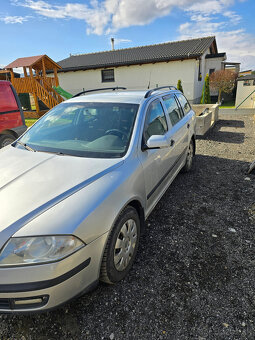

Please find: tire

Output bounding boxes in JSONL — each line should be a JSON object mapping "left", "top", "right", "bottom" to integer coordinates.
{"left": 182, "top": 139, "right": 195, "bottom": 172}
{"left": 100, "top": 206, "right": 140, "bottom": 284}
{"left": 0, "top": 134, "right": 16, "bottom": 149}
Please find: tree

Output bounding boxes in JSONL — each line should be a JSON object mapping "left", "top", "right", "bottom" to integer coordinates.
{"left": 200, "top": 73, "right": 211, "bottom": 104}
{"left": 209, "top": 70, "right": 238, "bottom": 103}
{"left": 177, "top": 79, "right": 183, "bottom": 93}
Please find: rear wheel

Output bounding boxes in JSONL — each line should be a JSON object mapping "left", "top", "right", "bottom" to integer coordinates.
{"left": 0, "top": 134, "right": 16, "bottom": 148}
{"left": 100, "top": 206, "right": 140, "bottom": 284}
{"left": 182, "top": 139, "right": 195, "bottom": 172}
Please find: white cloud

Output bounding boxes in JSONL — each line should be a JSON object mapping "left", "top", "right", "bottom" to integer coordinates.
{"left": 10, "top": 0, "right": 250, "bottom": 40}
{"left": 223, "top": 11, "right": 241, "bottom": 25}
{"left": 186, "top": 0, "right": 234, "bottom": 15}
{"left": 114, "top": 38, "right": 132, "bottom": 44}
{"left": 217, "top": 30, "right": 255, "bottom": 69}
{"left": 0, "top": 15, "right": 29, "bottom": 24}
{"left": 13, "top": 0, "right": 204, "bottom": 34}
{"left": 10, "top": 0, "right": 254, "bottom": 70}
{"left": 12, "top": 0, "right": 110, "bottom": 34}
{"left": 12, "top": 0, "right": 245, "bottom": 36}
{"left": 179, "top": 3, "right": 255, "bottom": 71}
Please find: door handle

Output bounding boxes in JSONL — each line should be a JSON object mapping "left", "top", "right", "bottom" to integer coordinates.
{"left": 187, "top": 123, "right": 190, "bottom": 129}
{"left": 170, "top": 139, "right": 175, "bottom": 147}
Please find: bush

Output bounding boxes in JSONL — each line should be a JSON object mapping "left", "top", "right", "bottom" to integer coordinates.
{"left": 200, "top": 73, "right": 211, "bottom": 104}
{"left": 177, "top": 80, "right": 183, "bottom": 93}
{"left": 210, "top": 70, "right": 238, "bottom": 103}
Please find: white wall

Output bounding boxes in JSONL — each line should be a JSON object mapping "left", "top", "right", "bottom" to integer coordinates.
{"left": 192, "top": 51, "right": 207, "bottom": 103}
{"left": 205, "top": 57, "right": 224, "bottom": 73}
{"left": 55, "top": 59, "right": 197, "bottom": 102}
{"left": 192, "top": 48, "right": 226, "bottom": 100}
{"left": 204, "top": 56, "right": 225, "bottom": 97}
{"left": 235, "top": 81, "right": 255, "bottom": 108}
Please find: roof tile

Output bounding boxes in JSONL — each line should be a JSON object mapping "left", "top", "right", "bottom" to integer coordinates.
{"left": 58, "top": 36, "right": 216, "bottom": 72}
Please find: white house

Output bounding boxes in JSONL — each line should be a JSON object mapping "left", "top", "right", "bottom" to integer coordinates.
{"left": 51, "top": 36, "right": 228, "bottom": 104}
{"left": 235, "top": 74, "right": 255, "bottom": 108}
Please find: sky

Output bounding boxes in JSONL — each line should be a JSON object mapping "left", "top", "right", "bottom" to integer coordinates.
{"left": 0, "top": 0, "right": 254, "bottom": 71}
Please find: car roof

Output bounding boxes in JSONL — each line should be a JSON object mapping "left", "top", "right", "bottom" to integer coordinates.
{"left": 65, "top": 89, "right": 180, "bottom": 105}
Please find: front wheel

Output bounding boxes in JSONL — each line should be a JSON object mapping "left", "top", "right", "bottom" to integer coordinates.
{"left": 100, "top": 206, "right": 140, "bottom": 284}
{"left": 182, "top": 139, "right": 195, "bottom": 172}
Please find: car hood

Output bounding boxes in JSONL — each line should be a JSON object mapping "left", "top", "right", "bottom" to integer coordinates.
{"left": 0, "top": 146, "right": 123, "bottom": 249}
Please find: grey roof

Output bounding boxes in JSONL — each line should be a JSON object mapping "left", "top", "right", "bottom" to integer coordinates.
{"left": 237, "top": 74, "right": 255, "bottom": 81}
{"left": 57, "top": 36, "right": 216, "bottom": 73}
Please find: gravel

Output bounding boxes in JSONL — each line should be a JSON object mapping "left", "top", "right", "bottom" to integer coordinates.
{"left": 1, "top": 113, "right": 255, "bottom": 340}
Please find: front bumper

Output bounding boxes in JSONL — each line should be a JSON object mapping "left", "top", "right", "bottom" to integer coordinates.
{"left": 0, "top": 232, "right": 108, "bottom": 313}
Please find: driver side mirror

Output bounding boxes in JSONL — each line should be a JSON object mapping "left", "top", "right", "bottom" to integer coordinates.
{"left": 146, "top": 135, "right": 169, "bottom": 149}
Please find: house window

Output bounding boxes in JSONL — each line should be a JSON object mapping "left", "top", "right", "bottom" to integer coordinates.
{"left": 243, "top": 80, "right": 251, "bottom": 86}
{"left": 101, "top": 69, "right": 114, "bottom": 82}
{"left": 209, "top": 68, "right": 215, "bottom": 75}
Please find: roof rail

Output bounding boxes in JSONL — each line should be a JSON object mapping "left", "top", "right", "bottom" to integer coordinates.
{"left": 72, "top": 87, "right": 127, "bottom": 98}
{"left": 144, "top": 86, "right": 178, "bottom": 98}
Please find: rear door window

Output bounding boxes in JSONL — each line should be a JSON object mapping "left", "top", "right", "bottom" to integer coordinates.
{"left": 0, "top": 84, "right": 18, "bottom": 113}
{"left": 163, "top": 95, "right": 182, "bottom": 126}
{"left": 175, "top": 93, "right": 191, "bottom": 115}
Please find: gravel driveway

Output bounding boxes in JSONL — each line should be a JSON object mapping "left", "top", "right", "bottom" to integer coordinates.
{"left": 0, "top": 114, "right": 254, "bottom": 340}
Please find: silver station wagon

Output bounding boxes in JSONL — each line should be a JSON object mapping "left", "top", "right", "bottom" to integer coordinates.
{"left": 0, "top": 86, "right": 196, "bottom": 313}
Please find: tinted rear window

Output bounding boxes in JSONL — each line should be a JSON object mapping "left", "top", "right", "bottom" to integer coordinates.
{"left": 0, "top": 84, "right": 18, "bottom": 113}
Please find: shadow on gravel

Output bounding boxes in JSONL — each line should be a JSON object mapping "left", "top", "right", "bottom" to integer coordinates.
{"left": 217, "top": 119, "right": 245, "bottom": 128}
{"left": 198, "top": 119, "right": 246, "bottom": 144}
{"left": 1, "top": 154, "right": 254, "bottom": 340}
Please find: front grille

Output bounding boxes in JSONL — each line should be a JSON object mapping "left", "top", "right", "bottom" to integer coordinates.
{"left": 0, "top": 298, "right": 11, "bottom": 309}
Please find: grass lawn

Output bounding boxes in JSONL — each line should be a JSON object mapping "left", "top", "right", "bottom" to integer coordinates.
{"left": 219, "top": 100, "right": 235, "bottom": 109}
{"left": 25, "top": 119, "right": 38, "bottom": 127}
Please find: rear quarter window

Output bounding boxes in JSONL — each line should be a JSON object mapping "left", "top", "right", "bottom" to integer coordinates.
{"left": 163, "top": 95, "right": 182, "bottom": 126}
{"left": 0, "top": 84, "right": 18, "bottom": 113}
{"left": 176, "top": 93, "right": 191, "bottom": 115}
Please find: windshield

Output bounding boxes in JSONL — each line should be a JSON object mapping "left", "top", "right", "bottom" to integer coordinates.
{"left": 17, "top": 102, "right": 139, "bottom": 158}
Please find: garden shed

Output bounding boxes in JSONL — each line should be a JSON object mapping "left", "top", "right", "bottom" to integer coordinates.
{"left": 235, "top": 74, "right": 255, "bottom": 109}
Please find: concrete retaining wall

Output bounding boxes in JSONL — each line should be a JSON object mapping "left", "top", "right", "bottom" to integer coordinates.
{"left": 192, "top": 104, "right": 219, "bottom": 135}
{"left": 219, "top": 108, "right": 255, "bottom": 115}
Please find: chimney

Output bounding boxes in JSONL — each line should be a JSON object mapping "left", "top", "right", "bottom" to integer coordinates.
{"left": 111, "top": 38, "right": 115, "bottom": 51}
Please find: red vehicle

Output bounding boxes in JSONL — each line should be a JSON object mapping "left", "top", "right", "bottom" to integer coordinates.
{"left": 0, "top": 81, "right": 27, "bottom": 148}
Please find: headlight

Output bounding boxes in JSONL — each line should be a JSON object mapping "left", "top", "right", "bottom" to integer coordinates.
{"left": 0, "top": 236, "right": 85, "bottom": 266}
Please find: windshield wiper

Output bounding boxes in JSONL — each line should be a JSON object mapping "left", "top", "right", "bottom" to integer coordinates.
{"left": 16, "top": 141, "right": 36, "bottom": 152}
